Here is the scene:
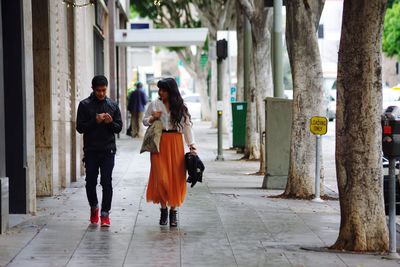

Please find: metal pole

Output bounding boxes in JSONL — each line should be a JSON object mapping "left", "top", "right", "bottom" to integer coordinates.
{"left": 243, "top": 16, "right": 251, "bottom": 102}
{"left": 387, "top": 157, "right": 400, "bottom": 258}
{"left": 216, "top": 58, "right": 224, "bottom": 161}
{"left": 227, "top": 31, "right": 231, "bottom": 93}
{"left": 312, "top": 135, "right": 324, "bottom": 202}
{"left": 0, "top": 0, "right": 8, "bottom": 234}
{"left": 273, "top": 0, "right": 284, "bottom": 98}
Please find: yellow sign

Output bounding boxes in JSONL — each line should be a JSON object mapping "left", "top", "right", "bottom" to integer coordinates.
{"left": 310, "top": 116, "right": 328, "bottom": 135}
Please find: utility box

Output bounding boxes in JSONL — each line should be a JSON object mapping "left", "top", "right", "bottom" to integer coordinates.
{"left": 382, "top": 106, "right": 400, "bottom": 158}
{"left": 231, "top": 102, "right": 247, "bottom": 149}
{"left": 263, "top": 98, "right": 292, "bottom": 189}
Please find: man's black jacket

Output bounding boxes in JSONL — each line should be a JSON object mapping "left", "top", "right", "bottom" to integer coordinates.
{"left": 76, "top": 93, "right": 123, "bottom": 153}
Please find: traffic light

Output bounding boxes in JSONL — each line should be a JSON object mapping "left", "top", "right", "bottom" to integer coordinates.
{"left": 216, "top": 39, "right": 228, "bottom": 60}
{"left": 264, "top": 0, "right": 286, "bottom": 7}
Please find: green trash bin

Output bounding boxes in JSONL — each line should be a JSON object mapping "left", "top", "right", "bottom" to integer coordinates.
{"left": 231, "top": 102, "right": 247, "bottom": 148}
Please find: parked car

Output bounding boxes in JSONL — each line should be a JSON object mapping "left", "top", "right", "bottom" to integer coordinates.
{"left": 322, "top": 77, "right": 337, "bottom": 121}
{"left": 327, "top": 91, "right": 336, "bottom": 121}
{"left": 284, "top": 89, "right": 293, "bottom": 99}
{"left": 383, "top": 86, "right": 400, "bottom": 111}
{"left": 183, "top": 93, "right": 201, "bottom": 120}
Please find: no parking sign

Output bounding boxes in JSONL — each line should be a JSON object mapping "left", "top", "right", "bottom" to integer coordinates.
{"left": 310, "top": 116, "right": 328, "bottom": 135}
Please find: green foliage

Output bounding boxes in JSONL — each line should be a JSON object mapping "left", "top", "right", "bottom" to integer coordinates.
{"left": 130, "top": 4, "right": 139, "bottom": 19}
{"left": 131, "top": 0, "right": 201, "bottom": 28}
{"left": 388, "top": 0, "right": 400, "bottom": 8}
{"left": 130, "top": 0, "right": 208, "bottom": 68}
{"left": 383, "top": 2, "right": 400, "bottom": 59}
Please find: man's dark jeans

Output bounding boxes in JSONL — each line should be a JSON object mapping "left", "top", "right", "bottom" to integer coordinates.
{"left": 84, "top": 150, "right": 115, "bottom": 214}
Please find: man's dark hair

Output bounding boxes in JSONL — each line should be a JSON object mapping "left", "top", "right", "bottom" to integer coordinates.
{"left": 92, "top": 75, "right": 108, "bottom": 88}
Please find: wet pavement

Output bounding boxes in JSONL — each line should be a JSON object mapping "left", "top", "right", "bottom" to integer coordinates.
{"left": 1, "top": 121, "right": 400, "bottom": 266}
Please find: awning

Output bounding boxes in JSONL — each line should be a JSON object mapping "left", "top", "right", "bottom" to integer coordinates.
{"left": 115, "top": 28, "right": 208, "bottom": 47}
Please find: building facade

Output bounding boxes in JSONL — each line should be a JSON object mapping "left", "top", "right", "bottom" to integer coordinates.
{"left": 0, "top": 0, "right": 130, "bottom": 233}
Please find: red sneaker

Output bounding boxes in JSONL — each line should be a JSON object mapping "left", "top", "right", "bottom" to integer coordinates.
{"left": 100, "top": 215, "right": 110, "bottom": 227}
{"left": 90, "top": 207, "right": 99, "bottom": 224}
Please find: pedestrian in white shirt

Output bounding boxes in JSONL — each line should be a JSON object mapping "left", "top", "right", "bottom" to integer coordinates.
{"left": 143, "top": 78, "right": 196, "bottom": 227}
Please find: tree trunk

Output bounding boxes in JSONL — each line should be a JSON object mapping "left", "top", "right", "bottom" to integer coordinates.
{"left": 236, "top": 1, "right": 245, "bottom": 102}
{"left": 246, "top": 54, "right": 260, "bottom": 160}
{"left": 194, "top": 73, "right": 212, "bottom": 121}
{"left": 332, "top": 0, "right": 389, "bottom": 251}
{"left": 238, "top": 0, "right": 273, "bottom": 166}
{"left": 252, "top": 12, "right": 273, "bottom": 174}
{"left": 191, "top": 1, "right": 236, "bottom": 128}
{"left": 283, "top": 0, "right": 325, "bottom": 198}
{"left": 193, "top": 49, "right": 212, "bottom": 121}
{"left": 209, "top": 32, "right": 218, "bottom": 128}
{"left": 242, "top": 14, "right": 259, "bottom": 160}
{"left": 177, "top": 48, "right": 212, "bottom": 121}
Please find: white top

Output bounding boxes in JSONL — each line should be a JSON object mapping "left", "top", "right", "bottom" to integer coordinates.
{"left": 143, "top": 99, "right": 195, "bottom": 146}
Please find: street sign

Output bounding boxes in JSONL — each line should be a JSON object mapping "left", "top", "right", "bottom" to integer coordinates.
{"left": 217, "top": 101, "right": 224, "bottom": 111}
{"left": 310, "top": 116, "right": 327, "bottom": 203}
{"left": 310, "top": 116, "right": 328, "bottom": 135}
{"left": 230, "top": 86, "right": 236, "bottom": 102}
{"left": 200, "top": 54, "right": 208, "bottom": 69}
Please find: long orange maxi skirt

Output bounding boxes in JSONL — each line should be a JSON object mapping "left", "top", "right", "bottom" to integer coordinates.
{"left": 146, "top": 132, "right": 187, "bottom": 207}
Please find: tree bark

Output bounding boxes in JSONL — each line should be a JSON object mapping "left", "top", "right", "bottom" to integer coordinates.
{"left": 176, "top": 48, "right": 212, "bottom": 121}
{"left": 238, "top": 3, "right": 259, "bottom": 159}
{"left": 332, "top": 0, "right": 389, "bottom": 251}
{"left": 194, "top": 73, "right": 212, "bottom": 121}
{"left": 253, "top": 10, "right": 273, "bottom": 174}
{"left": 252, "top": 34, "right": 272, "bottom": 173}
{"left": 192, "top": 0, "right": 236, "bottom": 128}
{"left": 283, "top": 0, "right": 325, "bottom": 198}
{"left": 209, "top": 32, "right": 218, "bottom": 128}
{"left": 246, "top": 54, "right": 260, "bottom": 159}
{"left": 193, "top": 49, "right": 212, "bottom": 121}
{"left": 238, "top": 0, "right": 273, "bottom": 173}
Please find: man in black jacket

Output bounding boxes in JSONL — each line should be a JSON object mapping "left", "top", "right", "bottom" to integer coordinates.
{"left": 76, "top": 75, "right": 122, "bottom": 227}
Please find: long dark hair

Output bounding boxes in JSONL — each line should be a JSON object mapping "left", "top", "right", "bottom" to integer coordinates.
{"left": 157, "top": 78, "right": 191, "bottom": 129}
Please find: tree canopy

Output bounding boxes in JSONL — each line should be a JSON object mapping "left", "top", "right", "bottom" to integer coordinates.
{"left": 388, "top": 0, "right": 399, "bottom": 8}
{"left": 383, "top": 2, "right": 400, "bottom": 59}
{"left": 131, "top": 1, "right": 201, "bottom": 28}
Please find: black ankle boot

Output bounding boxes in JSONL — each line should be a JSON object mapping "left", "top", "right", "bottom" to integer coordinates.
{"left": 169, "top": 209, "right": 178, "bottom": 227}
{"left": 160, "top": 208, "right": 168, "bottom": 225}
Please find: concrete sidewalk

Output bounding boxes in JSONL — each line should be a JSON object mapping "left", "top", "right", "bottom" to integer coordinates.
{"left": 0, "top": 121, "right": 399, "bottom": 266}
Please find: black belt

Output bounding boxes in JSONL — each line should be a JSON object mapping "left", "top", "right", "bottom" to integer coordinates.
{"left": 162, "top": 129, "right": 178, "bottom": 133}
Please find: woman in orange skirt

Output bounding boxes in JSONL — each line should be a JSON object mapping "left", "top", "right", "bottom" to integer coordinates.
{"left": 143, "top": 78, "right": 196, "bottom": 227}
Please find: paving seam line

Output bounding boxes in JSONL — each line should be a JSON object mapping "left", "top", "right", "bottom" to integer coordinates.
{"left": 240, "top": 194, "right": 295, "bottom": 266}
{"left": 5, "top": 223, "right": 47, "bottom": 266}
{"left": 64, "top": 145, "right": 137, "bottom": 267}
{"left": 205, "top": 183, "right": 239, "bottom": 267}
{"left": 121, "top": 185, "right": 147, "bottom": 266}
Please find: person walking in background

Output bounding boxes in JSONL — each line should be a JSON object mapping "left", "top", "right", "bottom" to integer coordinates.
{"left": 76, "top": 75, "right": 123, "bottom": 227}
{"left": 128, "top": 82, "right": 148, "bottom": 138}
{"left": 143, "top": 77, "right": 196, "bottom": 227}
